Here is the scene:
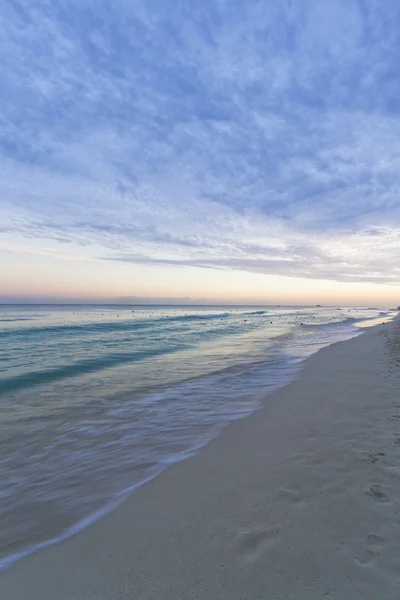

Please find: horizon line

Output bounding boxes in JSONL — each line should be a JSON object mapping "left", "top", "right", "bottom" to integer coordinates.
{"left": 0, "top": 303, "right": 390, "bottom": 309}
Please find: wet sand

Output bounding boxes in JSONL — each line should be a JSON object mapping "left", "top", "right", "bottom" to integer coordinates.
{"left": 1, "top": 318, "right": 400, "bottom": 599}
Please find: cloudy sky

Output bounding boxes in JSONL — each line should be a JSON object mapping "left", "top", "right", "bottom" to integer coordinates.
{"left": 1, "top": 0, "right": 400, "bottom": 305}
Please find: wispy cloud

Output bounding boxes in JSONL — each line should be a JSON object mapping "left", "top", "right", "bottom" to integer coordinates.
{"left": 1, "top": 0, "right": 400, "bottom": 288}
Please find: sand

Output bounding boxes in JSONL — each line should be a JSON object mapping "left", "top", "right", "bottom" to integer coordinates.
{"left": 1, "top": 319, "right": 400, "bottom": 599}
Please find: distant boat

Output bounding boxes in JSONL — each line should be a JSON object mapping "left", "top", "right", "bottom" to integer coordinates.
{"left": 316, "top": 304, "right": 322, "bottom": 307}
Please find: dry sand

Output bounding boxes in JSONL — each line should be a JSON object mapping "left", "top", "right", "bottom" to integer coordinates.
{"left": 1, "top": 319, "right": 400, "bottom": 599}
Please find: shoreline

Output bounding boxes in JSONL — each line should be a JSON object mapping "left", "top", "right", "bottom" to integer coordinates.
{"left": 0, "top": 315, "right": 370, "bottom": 571}
{"left": 2, "top": 318, "right": 400, "bottom": 598}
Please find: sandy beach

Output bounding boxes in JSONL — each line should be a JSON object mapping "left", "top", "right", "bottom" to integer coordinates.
{"left": 2, "top": 318, "right": 400, "bottom": 599}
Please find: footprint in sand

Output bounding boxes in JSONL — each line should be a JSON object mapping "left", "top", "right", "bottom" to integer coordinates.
{"left": 368, "top": 452, "right": 386, "bottom": 464}
{"left": 354, "top": 534, "right": 385, "bottom": 568}
{"left": 275, "top": 486, "right": 306, "bottom": 509}
{"left": 364, "top": 484, "right": 390, "bottom": 502}
{"left": 232, "top": 527, "right": 278, "bottom": 563}
{"left": 354, "top": 449, "right": 386, "bottom": 465}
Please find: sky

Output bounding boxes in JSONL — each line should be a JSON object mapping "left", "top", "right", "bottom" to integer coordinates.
{"left": 1, "top": 0, "right": 400, "bottom": 306}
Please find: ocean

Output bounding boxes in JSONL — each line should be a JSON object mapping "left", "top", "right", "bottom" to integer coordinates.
{"left": 0, "top": 304, "right": 394, "bottom": 569}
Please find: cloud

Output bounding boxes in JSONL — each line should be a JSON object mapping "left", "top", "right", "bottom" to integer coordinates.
{"left": 1, "top": 0, "right": 400, "bottom": 287}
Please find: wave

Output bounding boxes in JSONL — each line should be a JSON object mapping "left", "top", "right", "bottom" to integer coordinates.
{"left": 301, "top": 312, "right": 390, "bottom": 330}
{"left": 0, "top": 318, "right": 163, "bottom": 339}
{"left": 0, "top": 318, "right": 35, "bottom": 323}
{"left": 0, "top": 467, "right": 165, "bottom": 573}
{"left": 0, "top": 312, "right": 235, "bottom": 339}
{"left": 166, "top": 312, "right": 232, "bottom": 321}
{"left": 0, "top": 345, "right": 186, "bottom": 395}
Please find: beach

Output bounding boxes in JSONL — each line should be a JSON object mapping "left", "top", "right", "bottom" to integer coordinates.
{"left": 1, "top": 317, "right": 400, "bottom": 599}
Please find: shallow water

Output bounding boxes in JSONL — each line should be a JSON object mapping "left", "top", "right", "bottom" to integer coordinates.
{"left": 0, "top": 304, "right": 394, "bottom": 568}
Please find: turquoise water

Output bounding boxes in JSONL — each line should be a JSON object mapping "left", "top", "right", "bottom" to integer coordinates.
{"left": 0, "top": 304, "right": 394, "bottom": 568}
